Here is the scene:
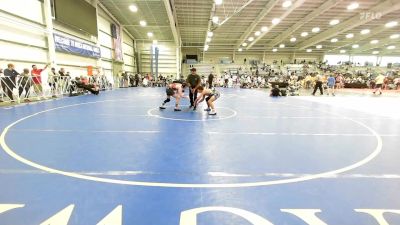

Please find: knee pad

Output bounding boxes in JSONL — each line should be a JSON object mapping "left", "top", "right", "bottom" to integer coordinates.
{"left": 164, "top": 98, "right": 171, "bottom": 104}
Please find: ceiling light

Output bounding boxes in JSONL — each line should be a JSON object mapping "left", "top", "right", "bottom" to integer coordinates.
{"left": 347, "top": 2, "right": 359, "bottom": 10}
{"left": 215, "top": 0, "right": 223, "bottom": 5}
{"left": 206, "top": 37, "right": 211, "bottom": 42}
{"left": 279, "top": 44, "right": 285, "bottom": 48}
{"left": 248, "top": 37, "right": 254, "bottom": 42}
{"left": 212, "top": 16, "right": 219, "bottom": 24}
{"left": 204, "top": 45, "right": 209, "bottom": 51}
{"left": 129, "top": 5, "right": 138, "bottom": 12}
{"left": 387, "top": 45, "right": 396, "bottom": 50}
{"left": 272, "top": 48, "right": 278, "bottom": 52}
{"left": 370, "top": 40, "right": 379, "bottom": 44}
{"left": 242, "top": 43, "right": 248, "bottom": 47}
{"left": 312, "top": 27, "right": 320, "bottom": 33}
{"left": 207, "top": 31, "right": 214, "bottom": 37}
{"left": 282, "top": 0, "right": 292, "bottom": 8}
{"left": 238, "top": 48, "right": 243, "bottom": 52}
{"left": 360, "top": 29, "right": 370, "bottom": 35}
{"left": 316, "top": 45, "right": 322, "bottom": 49}
{"left": 385, "top": 21, "right": 398, "bottom": 28}
{"left": 346, "top": 33, "right": 354, "bottom": 38}
{"left": 390, "top": 34, "right": 400, "bottom": 39}
{"left": 290, "top": 37, "right": 296, "bottom": 42}
{"left": 340, "top": 50, "right": 346, "bottom": 53}
{"left": 140, "top": 20, "right": 147, "bottom": 27}
{"left": 147, "top": 32, "right": 153, "bottom": 37}
{"left": 329, "top": 19, "right": 340, "bottom": 26}
{"left": 272, "top": 18, "right": 281, "bottom": 25}
{"left": 301, "top": 32, "right": 308, "bottom": 37}
{"left": 261, "top": 26, "right": 268, "bottom": 32}
{"left": 331, "top": 38, "right": 338, "bottom": 42}
{"left": 372, "top": 51, "right": 379, "bottom": 54}
{"left": 255, "top": 31, "right": 261, "bottom": 36}
{"left": 352, "top": 44, "right": 359, "bottom": 48}
{"left": 306, "top": 49, "right": 312, "bottom": 52}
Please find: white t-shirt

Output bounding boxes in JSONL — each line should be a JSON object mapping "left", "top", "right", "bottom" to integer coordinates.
{"left": 375, "top": 75, "right": 385, "bottom": 84}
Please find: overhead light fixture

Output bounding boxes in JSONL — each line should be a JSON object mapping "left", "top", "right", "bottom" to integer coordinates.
{"left": 385, "top": 21, "right": 398, "bottom": 28}
{"left": 340, "top": 49, "right": 346, "bottom": 53}
{"left": 248, "top": 37, "right": 254, "bottom": 42}
{"left": 346, "top": 33, "right": 354, "bottom": 38}
{"left": 372, "top": 51, "right": 379, "bottom": 54}
{"left": 370, "top": 40, "right": 379, "bottom": 44}
{"left": 272, "top": 18, "right": 281, "bottom": 25}
{"left": 360, "top": 29, "right": 370, "bottom": 35}
{"left": 215, "top": 0, "right": 223, "bottom": 5}
{"left": 242, "top": 43, "right": 248, "bottom": 47}
{"left": 316, "top": 45, "right": 322, "bottom": 49}
{"left": 255, "top": 31, "right": 261, "bottom": 36}
{"left": 147, "top": 32, "right": 153, "bottom": 37}
{"left": 347, "top": 2, "right": 359, "bottom": 10}
{"left": 279, "top": 44, "right": 285, "bottom": 48}
{"left": 329, "top": 19, "right": 340, "bottom": 26}
{"left": 206, "top": 37, "right": 211, "bottom": 42}
{"left": 312, "top": 27, "right": 320, "bottom": 33}
{"left": 306, "top": 49, "right": 312, "bottom": 52}
{"left": 207, "top": 31, "right": 214, "bottom": 37}
{"left": 204, "top": 46, "right": 209, "bottom": 51}
{"left": 140, "top": 20, "right": 147, "bottom": 27}
{"left": 272, "top": 48, "right": 278, "bottom": 52}
{"left": 352, "top": 44, "right": 359, "bottom": 48}
{"left": 290, "top": 37, "right": 296, "bottom": 42}
{"left": 387, "top": 45, "right": 396, "bottom": 50}
{"left": 331, "top": 38, "right": 338, "bottom": 42}
{"left": 212, "top": 16, "right": 219, "bottom": 24}
{"left": 238, "top": 48, "right": 243, "bottom": 52}
{"left": 282, "top": 0, "right": 292, "bottom": 8}
{"left": 261, "top": 26, "right": 268, "bottom": 32}
{"left": 301, "top": 32, "right": 308, "bottom": 37}
{"left": 129, "top": 5, "right": 138, "bottom": 12}
{"left": 390, "top": 34, "right": 400, "bottom": 39}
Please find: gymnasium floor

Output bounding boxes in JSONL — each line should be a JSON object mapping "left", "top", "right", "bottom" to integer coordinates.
{"left": 0, "top": 87, "right": 399, "bottom": 225}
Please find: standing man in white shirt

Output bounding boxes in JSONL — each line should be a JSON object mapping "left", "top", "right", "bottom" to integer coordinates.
{"left": 373, "top": 74, "right": 385, "bottom": 95}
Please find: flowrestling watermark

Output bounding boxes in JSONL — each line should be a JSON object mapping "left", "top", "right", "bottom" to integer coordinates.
{"left": 360, "top": 11, "right": 382, "bottom": 20}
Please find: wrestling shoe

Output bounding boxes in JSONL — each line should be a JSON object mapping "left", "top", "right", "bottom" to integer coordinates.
{"left": 159, "top": 106, "right": 166, "bottom": 109}
{"left": 174, "top": 108, "right": 182, "bottom": 111}
{"left": 204, "top": 108, "right": 211, "bottom": 112}
{"left": 209, "top": 111, "right": 217, "bottom": 115}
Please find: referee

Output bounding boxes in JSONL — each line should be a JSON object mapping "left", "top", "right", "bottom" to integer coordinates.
{"left": 186, "top": 68, "right": 201, "bottom": 109}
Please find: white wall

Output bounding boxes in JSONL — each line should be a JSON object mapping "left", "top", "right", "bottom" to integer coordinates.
{"left": 0, "top": 0, "right": 48, "bottom": 72}
{"left": 0, "top": 1, "right": 136, "bottom": 81}
{"left": 137, "top": 41, "right": 177, "bottom": 75}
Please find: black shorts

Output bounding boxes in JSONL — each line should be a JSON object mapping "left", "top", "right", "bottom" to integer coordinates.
{"left": 376, "top": 84, "right": 382, "bottom": 88}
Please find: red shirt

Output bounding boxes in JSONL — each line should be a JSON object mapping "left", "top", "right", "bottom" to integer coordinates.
{"left": 31, "top": 69, "right": 44, "bottom": 84}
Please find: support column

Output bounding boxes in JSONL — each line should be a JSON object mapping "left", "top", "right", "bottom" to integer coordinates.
{"left": 43, "top": 0, "right": 56, "bottom": 66}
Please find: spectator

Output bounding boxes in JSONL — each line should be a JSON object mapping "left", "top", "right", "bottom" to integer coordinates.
{"left": 208, "top": 73, "right": 214, "bottom": 88}
{"left": 31, "top": 64, "right": 48, "bottom": 98}
{"left": 19, "top": 68, "right": 32, "bottom": 102}
{"left": 373, "top": 74, "right": 385, "bottom": 95}
{"left": 3, "top": 64, "right": 20, "bottom": 101}
{"left": 134, "top": 73, "right": 140, "bottom": 87}
{"left": 48, "top": 68, "right": 57, "bottom": 97}
{"left": 327, "top": 73, "right": 336, "bottom": 96}
{"left": 312, "top": 74, "right": 324, "bottom": 96}
{"left": 270, "top": 85, "right": 281, "bottom": 97}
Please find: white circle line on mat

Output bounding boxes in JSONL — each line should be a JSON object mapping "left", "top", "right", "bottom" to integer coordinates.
{"left": 0, "top": 100, "right": 382, "bottom": 188}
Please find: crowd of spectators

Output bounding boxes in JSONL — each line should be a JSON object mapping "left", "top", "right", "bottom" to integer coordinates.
{"left": 0, "top": 63, "right": 111, "bottom": 103}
